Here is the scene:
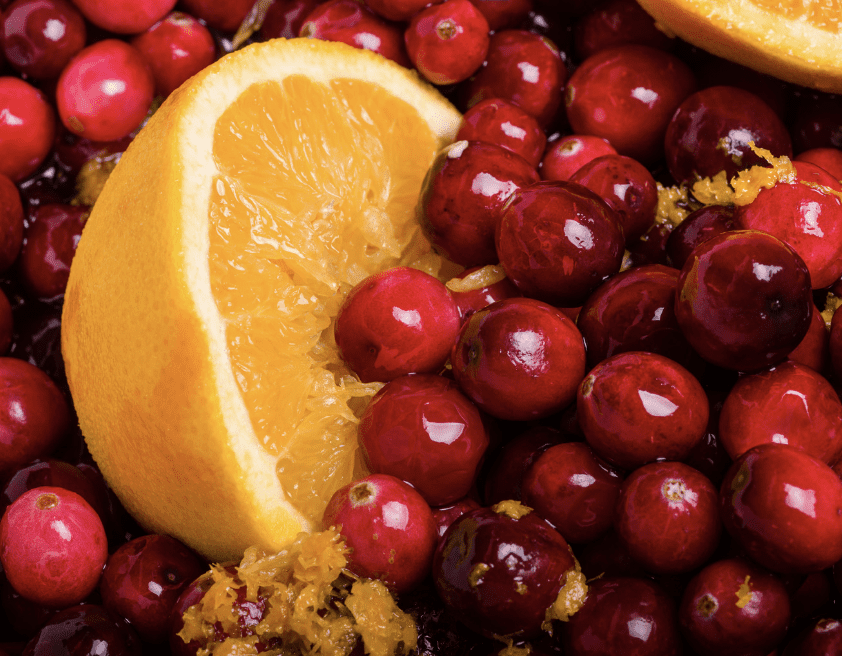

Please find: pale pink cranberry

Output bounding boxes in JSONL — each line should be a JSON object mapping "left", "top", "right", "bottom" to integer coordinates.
{"left": 540, "top": 134, "right": 617, "bottom": 181}
{"left": 0, "top": 77, "right": 56, "bottom": 181}
{"left": 70, "top": 0, "right": 177, "bottom": 33}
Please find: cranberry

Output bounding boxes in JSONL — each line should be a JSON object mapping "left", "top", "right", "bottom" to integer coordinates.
{"left": 787, "top": 302, "right": 829, "bottom": 373}
{"left": 130, "top": 12, "right": 216, "bottom": 98}
{"left": 53, "top": 128, "right": 133, "bottom": 179}
{"left": 72, "top": 0, "right": 176, "bottom": 33}
{"left": 178, "top": 0, "right": 254, "bottom": 32}
{"left": 0, "top": 172, "right": 24, "bottom": 273}
{"left": 721, "top": 443, "right": 842, "bottom": 573}
{"left": 540, "top": 134, "right": 617, "bottom": 182}
{"left": 22, "top": 604, "right": 141, "bottom": 656}
{"left": 363, "top": 0, "right": 432, "bottom": 22}
{"left": 664, "top": 204, "right": 735, "bottom": 270}
{"left": 565, "top": 45, "right": 696, "bottom": 164}
{"left": 496, "top": 181, "right": 625, "bottom": 307}
{"left": 446, "top": 265, "right": 522, "bottom": 324}
{"left": 334, "top": 266, "right": 461, "bottom": 383}
{"left": 682, "top": 390, "right": 733, "bottom": 487}
{"left": 450, "top": 297, "right": 586, "bottom": 421}
{"left": 0, "top": 574, "right": 59, "bottom": 640}
{"left": 674, "top": 230, "right": 813, "bottom": 371}
{"left": 56, "top": 40, "right": 155, "bottom": 143}
{"left": 463, "top": 29, "right": 567, "bottom": 127}
{"left": 626, "top": 218, "right": 674, "bottom": 267}
{"left": 0, "top": 77, "right": 55, "bottom": 182}
{"left": 0, "top": 459, "right": 102, "bottom": 521}
{"left": 1, "top": 0, "right": 86, "bottom": 80}
{"left": 789, "top": 90, "right": 842, "bottom": 154}
{"left": 784, "top": 618, "right": 842, "bottom": 656}
{"left": 431, "top": 496, "right": 480, "bottom": 539}
{"left": 577, "top": 351, "right": 708, "bottom": 470}
{"left": 7, "top": 301, "right": 66, "bottom": 388}
{"left": 456, "top": 98, "right": 546, "bottom": 168}
{"left": 470, "top": 0, "right": 532, "bottom": 29}
{"left": 830, "top": 305, "right": 842, "bottom": 381}
{"left": 573, "top": 0, "right": 673, "bottom": 60}
{"left": 679, "top": 558, "right": 790, "bottom": 656}
{"left": 0, "top": 289, "right": 11, "bottom": 354}
{"left": 168, "top": 570, "right": 213, "bottom": 656}
{"left": 795, "top": 146, "right": 842, "bottom": 180}
{"left": 258, "top": 0, "right": 321, "bottom": 40}
{"left": 418, "top": 140, "right": 539, "bottom": 267}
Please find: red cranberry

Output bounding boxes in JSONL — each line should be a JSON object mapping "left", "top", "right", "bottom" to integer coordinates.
{"left": 565, "top": 45, "right": 696, "bottom": 164}
{"left": 1, "top": 0, "right": 86, "bottom": 80}
{"left": 674, "top": 230, "right": 813, "bottom": 372}
{"left": 334, "top": 266, "right": 460, "bottom": 383}
{"left": 53, "top": 128, "right": 133, "bottom": 179}
{"left": 795, "top": 147, "right": 842, "bottom": 180}
{"left": 496, "top": 181, "right": 625, "bottom": 307}
{"left": 322, "top": 473, "right": 437, "bottom": 594}
{"left": 789, "top": 91, "right": 842, "bottom": 154}
{"left": 446, "top": 265, "right": 522, "bottom": 324}
{"left": 71, "top": 0, "right": 176, "bottom": 33}
{"left": 168, "top": 570, "right": 213, "bottom": 656}
{"left": 363, "top": 0, "right": 432, "bottom": 22}
{"left": 418, "top": 140, "right": 539, "bottom": 267}
{"left": 431, "top": 496, "right": 480, "bottom": 539}
{"left": 130, "top": 12, "right": 216, "bottom": 98}
{"left": 0, "top": 172, "right": 24, "bottom": 272}
{"left": 720, "top": 443, "right": 842, "bottom": 573}
{"left": 56, "top": 40, "right": 155, "bottom": 143}
{"left": 450, "top": 297, "right": 587, "bottom": 421}
{"left": 788, "top": 303, "right": 829, "bottom": 373}
{"left": 359, "top": 373, "right": 490, "bottom": 507}
{"left": 0, "top": 289, "right": 11, "bottom": 355}
{"left": 469, "top": 0, "right": 532, "bottom": 29}
{"left": 682, "top": 390, "right": 733, "bottom": 488}
{"left": 0, "top": 459, "right": 102, "bottom": 521}
{"left": 540, "top": 134, "right": 617, "bottom": 182}
{"left": 664, "top": 204, "right": 735, "bottom": 270}
{"left": 179, "top": 0, "right": 254, "bottom": 32}
{"left": 784, "top": 618, "right": 842, "bottom": 656}
{"left": 7, "top": 301, "right": 66, "bottom": 388}
{"left": 573, "top": 0, "right": 673, "bottom": 60}
{"left": 626, "top": 218, "right": 674, "bottom": 267}
{"left": 0, "top": 77, "right": 55, "bottom": 182}
{"left": 22, "top": 604, "right": 141, "bottom": 656}
{"left": 259, "top": 0, "right": 321, "bottom": 39}
{"left": 679, "top": 558, "right": 790, "bottom": 656}
{"left": 456, "top": 98, "right": 547, "bottom": 168}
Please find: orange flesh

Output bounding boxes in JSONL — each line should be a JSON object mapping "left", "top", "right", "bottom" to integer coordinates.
{"left": 749, "top": 0, "right": 841, "bottom": 32}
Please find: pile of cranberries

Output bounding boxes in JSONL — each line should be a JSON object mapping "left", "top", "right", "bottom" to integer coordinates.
{"left": 2, "top": 0, "right": 842, "bottom": 654}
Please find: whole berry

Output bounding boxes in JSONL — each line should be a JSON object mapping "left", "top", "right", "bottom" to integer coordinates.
{"left": 456, "top": 98, "right": 547, "bottom": 168}
{"left": 0, "top": 77, "right": 56, "bottom": 181}
{"left": 22, "top": 604, "right": 142, "bottom": 655}
{"left": 70, "top": 0, "right": 177, "bottom": 33}
{"left": 0, "top": 172, "right": 24, "bottom": 272}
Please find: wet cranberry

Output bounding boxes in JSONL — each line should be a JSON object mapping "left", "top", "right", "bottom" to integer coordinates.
{"left": 69, "top": 0, "right": 175, "bottom": 33}
{"left": 431, "top": 496, "right": 480, "bottom": 541}
{"left": 0, "top": 172, "right": 24, "bottom": 273}
{"left": 0, "top": 459, "right": 102, "bottom": 521}
{"left": 446, "top": 265, "right": 522, "bottom": 324}
{"left": 469, "top": 0, "right": 532, "bottom": 29}
{"left": 789, "top": 91, "right": 842, "bottom": 154}
{"left": 721, "top": 443, "right": 842, "bottom": 573}
{"left": 363, "top": 0, "right": 432, "bottom": 21}
{"left": 0, "top": 77, "right": 55, "bottom": 182}
{"left": 540, "top": 134, "right": 617, "bottom": 182}
{"left": 578, "top": 351, "right": 708, "bottom": 470}
{"left": 179, "top": 0, "right": 253, "bottom": 32}
{"left": 665, "top": 204, "right": 735, "bottom": 270}
{"left": 1, "top": 0, "right": 86, "bottom": 80}
{"left": 565, "top": 45, "right": 696, "bottom": 164}
{"left": 168, "top": 570, "right": 213, "bottom": 656}
{"left": 463, "top": 29, "right": 567, "bottom": 127}
{"left": 674, "top": 230, "right": 813, "bottom": 372}
{"left": 562, "top": 576, "right": 682, "bottom": 655}
{"left": 23, "top": 604, "right": 141, "bottom": 656}
{"left": 456, "top": 98, "right": 546, "bottom": 167}
{"left": 418, "top": 140, "right": 539, "bottom": 268}
{"left": 496, "top": 181, "right": 625, "bottom": 307}
{"left": 334, "top": 266, "right": 460, "bottom": 383}
{"left": 784, "top": 618, "right": 842, "bottom": 656}
{"left": 679, "top": 558, "right": 790, "bottom": 656}
{"left": 626, "top": 218, "right": 675, "bottom": 267}
{"left": 259, "top": 0, "right": 321, "bottom": 39}
{"left": 451, "top": 297, "right": 587, "bottom": 421}
{"left": 573, "top": 0, "right": 673, "bottom": 60}
{"left": 795, "top": 146, "right": 842, "bottom": 180}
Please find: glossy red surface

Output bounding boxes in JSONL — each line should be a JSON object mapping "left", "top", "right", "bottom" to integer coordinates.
{"left": 784, "top": 618, "right": 842, "bottom": 656}
{"left": 0, "top": 77, "right": 55, "bottom": 182}
{"left": 573, "top": 0, "right": 672, "bottom": 60}
{"left": 456, "top": 98, "right": 547, "bottom": 167}
{"left": 363, "top": 0, "right": 432, "bottom": 21}
{"left": 259, "top": 0, "right": 322, "bottom": 39}
{"left": 23, "top": 604, "right": 142, "bottom": 656}
{"left": 664, "top": 204, "right": 735, "bottom": 270}
{"left": 794, "top": 147, "right": 842, "bottom": 180}
{"left": 178, "top": 0, "right": 253, "bottom": 32}
{"left": 447, "top": 265, "right": 522, "bottom": 325}
{"left": 71, "top": 0, "right": 176, "bottom": 33}
{"left": 540, "top": 134, "right": 617, "bottom": 182}
{"left": 0, "top": 173, "right": 23, "bottom": 273}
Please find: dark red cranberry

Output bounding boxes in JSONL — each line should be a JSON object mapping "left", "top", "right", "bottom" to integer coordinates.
{"left": 626, "top": 218, "right": 675, "bottom": 267}
{"left": 418, "top": 140, "right": 539, "bottom": 268}
{"left": 721, "top": 443, "right": 842, "bottom": 573}
{"left": 22, "top": 604, "right": 142, "bottom": 656}
{"left": 0, "top": 459, "right": 102, "bottom": 521}
{"left": 784, "top": 618, "right": 842, "bottom": 656}
{"left": 168, "top": 570, "right": 213, "bottom": 656}
{"left": 7, "top": 300, "right": 66, "bottom": 388}
{"left": 323, "top": 473, "right": 437, "bottom": 593}
{"left": 665, "top": 204, "right": 735, "bottom": 270}
{"left": 1, "top": 0, "right": 86, "bottom": 80}
{"left": 358, "top": 373, "right": 490, "bottom": 507}
{"left": 431, "top": 496, "right": 480, "bottom": 540}
{"left": 259, "top": 0, "right": 321, "bottom": 39}
{"left": 334, "top": 266, "right": 461, "bottom": 383}
{"left": 682, "top": 389, "right": 733, "bottom": 487}
{"left": 53, "top": 129, "right": 133, "bottom": 179}
{"left": 496, "top": 181, "right": 625, "bottom": 307}
{"left": 674, "top": 230, "right": 813, "bottom": 372}
{"left": 469, "top": 0, "right": 532, "bottom": 29}
{"left": 0, "top": 574, "right": 60, "bottom": 640}
{"left": 565, "top": 44, "right": 696, "bottom": 164}
{"left": 691, "top": 55, "right": 790, "bottom": 120}
{"left": 831, "top": 305, "right": 842, "bottom": 382}
{"left": 578, "top": 351, "right": 708, "bottom": 470}
{"left": 363, "top": 0, "right": 432, "bottom": 21}
{"left": 446, "top": 265, "right": 522, "bottom": 324}
{"left": 788, "top": 304, "right": 829, "bottom": 373}
{"left": 573, "top": 0, "right": 673, "bottom": 60}
{"left": 540, "top": 134, "right": 617, "bottom": 182}
{"left": 463, "top": 29, "right": 567, "bottom": 127}
{"left": 0, "top": 77, "right": 55, "bottom": 182}
{"left": 68, "top": 0, "right": 175, "bottom": 33}
{"left": 179, "top": 0, "right": 253, "bottom": 32}
{"left": 789, "top": 91, "right": 842, "bottom": 154}
{"left": 0, "top": 288, "right": 11, "bottom": 355}
{"left": 456, "top": 98, "right": 546, "bottom": 168}
{"left": 575, "top": 528, "right": 646, "bottom": 580}
{"left": 0, "top": 172, "right": 24, "bottom": 273}
{"left": 451, "top": 297, "right": 587, "bottom": 421}
{"left": 795, "top": 147, "right": 842, "bottom": 180}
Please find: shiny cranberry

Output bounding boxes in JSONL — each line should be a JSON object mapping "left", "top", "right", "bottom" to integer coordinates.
{"left": 53, "top": 129, "right": 133, "bottom": 179}
{"left": 0, "top": 459, "right": 102, "bottom": 521}
{"left": 496, "top": 181, "right": 625, "bottom": 307}
{"left": 1, "top": 0, "right": 86, "bottom": 80}
{"left": 168, "top": 570, "right": 213, "bottom": 656}
{"left": 446, "top": 265, "right": 522, "bottom": 324}
{"left": 784, "top": 618, "right": 842, "bottom": 656}
{"left": 130, "top": 12, "right": 216, "bottom": 98}
{"left": 70, "top": 0, "right": 175, "bottom": 32}
{"left": 300, "top": 0, "right": 411, "bottom": 68}
{"left": 0, "top": 77, "right": 55, "bottom": 182}
{"left": 562, "top": 576, "right": 681, "bottom": 655}
{"left": 323, "top": 473, "right": 437, "bottom": 594}
{"left": 626, "top": 219, "right": 674, "bottom": 267}
{"left": 795, "top": 146, "right": 842, "bottom": 180}
{"left": 23, "top": 604, "right": 141, "bottom": 656}
{"left": 433, "top": 503, "right": 580, "bottom": 638}
{"left": 565, "top": 45, "right": 696, "bottom": 164}
{"left": 56, "top": 40, "right": 155, "bottom": 143}
{"left": 679, "top": 558, "right": 790, "bottom": 656}
{"left": 573, "top": 0, "right": 672, "bottom": 60}
{"left": 363, "top": 0, "right": 432, "bottom": 21}
{"left": 665, "top": 204, "right": 735, "bottom": 270}
{"left": 405, "top": 0, "right": 489, "bottom": 86}
{"left": 789, "top": 91, "right": 842, "bottom": 154}
{"left": 451, "top": 297, "right": 587, "bottom": 421}
{"left": 456, "top": 98, "right": 546, "bottom": 168}
{"left": 334, "top": 266, "right": 460, "bottom": 383}
{"left": 787, "top": 305, "right": 829, "bottom": 373}
{"left": 259, "top": 0, "right": 321, "bottom": 39}
{"left": 540, "top": 134, "right": 617, "bottom": 182}
{"left": 721, "top": 443, "right": 842, "bottom": 573}
{"left": 463, "top": 29, "right": 567, "bottom": 127}
{"left": 179, "top": 0, "right": 253, "bottom": 32}
{"left": 674, "top": 230, "right": 813, "bottom": 371}
{"left": 0, "top": 172, "right": 24, "bottom": 272}
{"left": 431, "top": 496, "right": 480, "bottom": 540}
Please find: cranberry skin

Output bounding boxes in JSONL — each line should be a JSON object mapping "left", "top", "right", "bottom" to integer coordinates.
{"left": 719, "top": 360, "right": 842, "bottom": 464}
{"left": 456, "top": 98, "right": 546, "bottom": 168}
{"left": 179, "top": 0, "right": 253, "bottom": 32}
{"left": 446, "top": 265, "right": 522, "bottom": 324}
{"left": 665, "top": 204, "right": 735, "bottom": 270}
{"left": 565, "top": 45, "right": 696, "bottom": 165}
{"left": 562, "top": 576, "right": 681, "bottom": 656}
{"left": 259, "top": 0, "right": 321, "bottom": 39}
{"left": 789, "top": 303, "right": 830, "bottom": 373}
{"left": 795, "top": 147, "right": 842, "bottom": 180}
{"left": 569, "top": 153, "right": 657, "bottom": 243}
{"left": 721, "top": 443, "right": 842, "bottom": 574}
{"left": 23, "top": 604, "right": 141, "bottom": 656}
{"left": 665, "top": 86, "right": 793, "bottom": 186}
{"left": 675, "top": 230, "right": 813, "bottom": 372}
{"left": 578, "top": 351, "right": 709, "bottom": 470}
{"left": 522, "top": 442, "right": 622, "bottom": 544}
{"left": 359, "top": 374, "right": 490, "bottom": 507}
{"left": 418, "top": 140, "right": 539, "bottom": 267}
{"left": 0, "top": 172, "right": 24, "bottom": 272}
{"left": 168, "top": 570, "right": 214, "bottom": 656}
{"left": 130, "top": 12, "right": 216, "bottom": 98}
{"left": 433, "top": 505, "right": 577, "bottom": 638}
{"left": 363, "top": 0, "right": 432, "bottom": 21}
{"left": 468, "top": 0, "right": 533, "bottom": 30}
{"left": 56, "top": 40, "right": 155, "bottom": 143}
{"left": 451, "top": 297, "right": 586, "bottom": 421}
{"left": 540, "top": 134, "right": 617, "bottom": 182}
{"left": 0, "top": 288, "right": 11, "bottom": 354}
{"left": 0, "top": 77, "right": 55, "bottom": 182}
{"left": 432, "top": 496, "right": 480, "bottom": 540}
{"left": 496, "top": 181, "right": 625, "bottom": 307}
{"left": 1, "top": 0, "right": 86, "bottom": 80}
{"left": 334, "top": 266, "right": 460, "bottom": 383}
{"left": 71, "top": 0, "right": 176, "bottom": 33}
{"left": 784, "top": 618, "right": 842, "bottom": 656}
{"left": 0, "top": 459, "right": 102, "bottom": 521}
{"left": 679, "top": 558, "right": 790, "bottom": 656}
{"left": 463, "top": 29, "right": 567, "bottom": 127}
{"left": 573, "top": 0, "right": 673, "bottom": 60}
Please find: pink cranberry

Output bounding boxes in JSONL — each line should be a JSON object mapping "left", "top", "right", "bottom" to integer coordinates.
{"left": 540, "top": 134, "right": 617, "bottom": 182}
{"left": 363, "top": 0, "right": 432, "bottom": 21}
{"left": 446, "top": 265, "right": 522, "bottom": 324}
{"left": 179, "top": 0, "right": 253, "bottom": 32}
{"left": 334, "top": 266, "right": 461, "bottom": 383}
{"left": 0, "top": 486, "right": 107, "bottom": 606}
{"left": 456, "top": 98, "right": 547, "bottom": 168}
{"left": 22, "top": 604, "right": 141, "bottom": 656}
{"left": 259, "top": 0, "right": 321, "bottom": 39}
{"left": 431, "top": 496, "right": 480, "bottom": 540}
{"left": 451, "top": 297, "right": 587, "bottom": 421}
{"left": 795, "top": 147, "right": 842, "bottom": 180}
{"left": 573, "top": 0, "right": 673, "bottom": 60}
{"left": 70, "top": 0, "right": 176, "bottom": 33}
{"left": 322, "top": 473, "right": 437, "bottom": 594}
{"left": 665, "top": 204, "right": 735, "bottom": 270}
{"left": 56, "top": 40, "right": 155, "bottom": 142}
{"left": 0, "top": 172, "right": 24, "bottom": 272}
{"left": 0, "top": 77, "right": 55, "bottom": 182}
{"left": 130, "top": 12, "right": 216, "bottom": 98}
